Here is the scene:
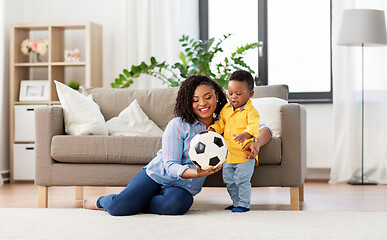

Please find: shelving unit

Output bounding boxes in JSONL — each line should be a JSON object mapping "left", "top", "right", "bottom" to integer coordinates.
{"left": 9, "top": 22, "right": 103, "bottom": 181}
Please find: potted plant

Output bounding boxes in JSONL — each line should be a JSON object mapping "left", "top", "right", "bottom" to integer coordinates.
{"left": 67, "top": 80, "right": 81, "bottom": 91}
{"left": 112, "top": 34, "right": 262, "bottom": 89}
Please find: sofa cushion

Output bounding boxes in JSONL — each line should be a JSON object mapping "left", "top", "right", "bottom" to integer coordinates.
{"left": 51, "top": 135, "right": 162, "bottom": 164}
{"left": 82, "top": 87, "right": 179, "bottom": 130}
{"left": 50, "top": 135, "right": 281, "bottom": 165}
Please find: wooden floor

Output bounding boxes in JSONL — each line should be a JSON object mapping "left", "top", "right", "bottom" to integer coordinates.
{"left": 1, "top": 181, "right": 387, "bottom": 211}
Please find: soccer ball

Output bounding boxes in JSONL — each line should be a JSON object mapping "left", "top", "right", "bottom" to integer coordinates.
{"left": 189, "top": 131, "right": 228, "bottom": 170}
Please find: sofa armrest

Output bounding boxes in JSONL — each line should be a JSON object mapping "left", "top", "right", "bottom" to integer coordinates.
{"left": 280, "top": 103, "right": 307, "bottom": 186}
{"left": 35, "top": 106, "right": 65, "bottom": 186}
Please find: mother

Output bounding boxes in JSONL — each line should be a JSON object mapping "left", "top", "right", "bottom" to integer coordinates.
{"left": 84, "top": 75, "right": 228, "bottom": 216}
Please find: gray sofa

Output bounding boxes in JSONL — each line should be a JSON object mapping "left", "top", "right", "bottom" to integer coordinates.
{"left": 35, "top": 84, "right": 306, "bottom": 210}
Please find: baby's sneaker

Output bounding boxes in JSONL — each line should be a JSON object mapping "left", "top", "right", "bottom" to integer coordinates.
{"left": 231, "top": 206, "right": 250, "bottom": 213}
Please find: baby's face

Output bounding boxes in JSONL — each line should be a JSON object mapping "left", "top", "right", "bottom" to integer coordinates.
{"left": 227, "top": 80, "right": 253, "bottom": 109}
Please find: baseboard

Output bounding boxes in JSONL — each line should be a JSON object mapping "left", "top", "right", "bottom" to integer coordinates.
{"left": 1, "top": 169, "right": 332, "bottom": 183}
{"left": 1, "top": 170, "right": 10, "bottom": 182}
{"left": 306, "top": 168, "right": 330, "bottom": 181}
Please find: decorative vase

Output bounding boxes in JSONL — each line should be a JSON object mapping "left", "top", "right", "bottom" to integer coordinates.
{"left": 31, "top": 52, "right": 41, "bottom": 63}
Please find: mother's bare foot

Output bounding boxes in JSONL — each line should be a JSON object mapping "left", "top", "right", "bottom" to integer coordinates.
{"left": 83, "top": 197, "right": 100, "bottom": 210}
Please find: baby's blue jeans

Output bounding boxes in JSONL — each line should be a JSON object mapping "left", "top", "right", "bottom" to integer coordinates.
{"left": 222, "top": 159, "right": 255, "bottom": 209}
{"left": 96, "top": 168, "right": 193, "bottom": 216}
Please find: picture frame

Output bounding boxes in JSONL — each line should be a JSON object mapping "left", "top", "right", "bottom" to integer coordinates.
{"left": 19, "top": 80, "right": 50, "bottom": 101}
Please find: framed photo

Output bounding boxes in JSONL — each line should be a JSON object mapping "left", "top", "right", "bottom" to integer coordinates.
{"left": 19, "top": 80, "right": 50, "bottom": 101}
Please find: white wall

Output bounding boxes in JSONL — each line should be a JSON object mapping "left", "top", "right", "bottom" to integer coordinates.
{"left": 5, "top": 0, "right": 116, "bottom": 86}
{"left": 5, "top": 0, "right": 199, "bottom": 88}
{"left": 2, "top": 0, "right": 335, "bottom": 178}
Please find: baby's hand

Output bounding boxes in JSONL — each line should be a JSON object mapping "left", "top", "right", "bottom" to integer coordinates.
{"left": 207, "top": 127, "right": 215, "bottom": 132}
{"left": 233, "top": 132, "right": 252, "bottom": 146}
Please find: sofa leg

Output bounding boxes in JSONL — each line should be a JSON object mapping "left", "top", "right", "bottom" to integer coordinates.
{"left": 38, "top": 186, "right": 48, "bottom": 208}
{"left": 299, "top": 183, "right": 304, "bottom": 201}
{"left": 290, "top": 187, "right": 300, "bottom": 211}
{"left": 75, "top": 186, "right": 84, "bottom": 201}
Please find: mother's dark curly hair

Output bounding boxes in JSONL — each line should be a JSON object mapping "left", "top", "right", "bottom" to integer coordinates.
{"left": 174, "top": 75, "right": 228, "bottom": 124}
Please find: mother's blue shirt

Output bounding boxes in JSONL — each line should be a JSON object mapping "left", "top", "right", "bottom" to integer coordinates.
{"left": 145, "top": 117, "right": 208, "bottom": 196}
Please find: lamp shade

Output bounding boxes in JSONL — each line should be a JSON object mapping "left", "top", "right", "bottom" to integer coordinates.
{"left": 338, "top": 9, "right": 387, "bottom": 46}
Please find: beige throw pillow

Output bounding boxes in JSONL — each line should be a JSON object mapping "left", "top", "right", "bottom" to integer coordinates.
{"left": 106, "top": 99, "right": 164, "bottom": 137}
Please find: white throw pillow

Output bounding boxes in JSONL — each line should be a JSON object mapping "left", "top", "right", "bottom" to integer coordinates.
{"left": 106, "top": 99, "right": 164, "bottom": 137}
{"left": 54, "top": 81, "right": 108, "bottom": 135}
{"left": 250, "top": 97, "right": 288, "bottom": 137}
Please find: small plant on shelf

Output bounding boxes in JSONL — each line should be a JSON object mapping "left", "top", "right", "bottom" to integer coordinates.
{"left": 112, "top": 34, "right": 262, "bottom": 89}
{"left": 67, "top": 80, "right": 81, "bottom": 90}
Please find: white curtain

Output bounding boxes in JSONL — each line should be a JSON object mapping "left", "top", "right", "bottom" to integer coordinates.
{"left": 113, "top": 0, "right": 199, "bottom": 89}
{"left": 330, "top": 0, "right": 387, "bottom": 183}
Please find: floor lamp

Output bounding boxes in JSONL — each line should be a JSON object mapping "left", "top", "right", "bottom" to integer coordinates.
{"left": 338, "top": 9, "right": 387, "bottom": 185}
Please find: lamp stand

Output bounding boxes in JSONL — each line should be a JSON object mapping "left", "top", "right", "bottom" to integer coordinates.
{"left": 348, "top": 43, "right": 377, "bottom": 185}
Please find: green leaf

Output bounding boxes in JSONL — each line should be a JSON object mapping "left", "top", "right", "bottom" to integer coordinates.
{"left": 131, "top": 65, "right": 137, "bottom": 73}
{"left": 170, "top": 81, "right": 179, "bottom": 87}
{"left": 115, "top": 77, "right": 123, "bottom": 85}
{"left": 140, "top": 61, "right": 147, "bottom": 70}
{"left": 179, "top": 52, "right": 186, "bottom": 64}
{"left": 119, "top": 74, "right": 126, "bottom": 82}
{"left": 150, "top": 56, "right": 157, "bottom": 65}
{"left": 123, "top": 69, "right": 131, "bottom": 78}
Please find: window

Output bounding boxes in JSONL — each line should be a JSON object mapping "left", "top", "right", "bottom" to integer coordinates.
{"left": 200, "top": 0, "right": 332, "bottom": 103}
{"left": 208, "top": 0, "right": 259, "bottom": 76}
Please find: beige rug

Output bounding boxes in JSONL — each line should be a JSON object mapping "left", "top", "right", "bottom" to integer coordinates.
{"left": 0, "top": 208, "right": 386, "bottom": 240}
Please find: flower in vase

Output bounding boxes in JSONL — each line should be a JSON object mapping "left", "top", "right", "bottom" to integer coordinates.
{"left": 21, "top": 39, "right": 31, "bottom": 55}
{"left": 20, "top": 38, "right": 49, "bottom": 61}
{"left": 31, "top": 40, "right": 39, "bottom": 52}
{"left": 36, "top": 40, "right": 48, "bottom": 55}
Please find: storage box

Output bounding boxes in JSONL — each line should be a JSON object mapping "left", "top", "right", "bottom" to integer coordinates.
{"left": 14, "top": 105, "right": 42, "bottom": 142}
{"left": 13, "top": 144, "right": 35, "bottom": 180}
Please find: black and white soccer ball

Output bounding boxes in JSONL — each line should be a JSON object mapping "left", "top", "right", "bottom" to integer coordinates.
{"left": 189, "top": 131, "right": 228, "bottom": 170}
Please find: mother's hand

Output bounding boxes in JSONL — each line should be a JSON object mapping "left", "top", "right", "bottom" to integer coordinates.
{"left": 195, "top": 163, "right": 223, "bottom": 178}
{"left": 182, "top": 163, "right": 223, "bottom": 179}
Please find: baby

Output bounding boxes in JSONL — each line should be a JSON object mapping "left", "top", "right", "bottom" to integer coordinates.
{"left": 209, "top": 69, "right": 259, "bottom": 212}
